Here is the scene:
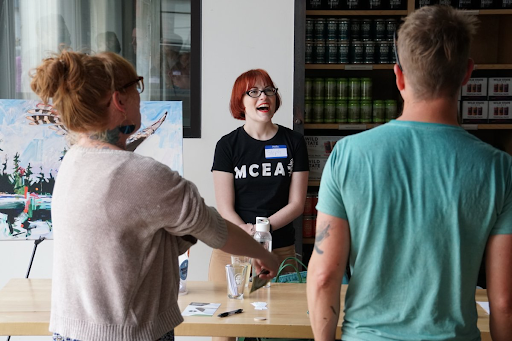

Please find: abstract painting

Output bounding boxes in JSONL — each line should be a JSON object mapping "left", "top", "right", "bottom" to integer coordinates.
{"left": 0, "top": 100, "right": 183, "bottom": 240}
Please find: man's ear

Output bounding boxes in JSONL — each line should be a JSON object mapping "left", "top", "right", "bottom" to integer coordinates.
{"left": 394, "top": 64, "right": 405, "bottom": 91}
{"left": 461, "top": 59, "right": 475, "bottom": 86}
{"left": 111, "top": 91, "right": 126, "bottom": 112}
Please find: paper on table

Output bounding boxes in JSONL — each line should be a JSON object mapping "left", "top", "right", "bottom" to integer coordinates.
{"left": 477, "top": 302, "right": 490, "bottom": 315}
{"left": 251, "top": 302, "right": 268, "bottom": 310}
{"left": 182, "top": 302, "right": 221, "bottom": 316}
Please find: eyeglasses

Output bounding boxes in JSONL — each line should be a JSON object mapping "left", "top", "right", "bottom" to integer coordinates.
{"left": 245, "top": 87, "right": 278, "bottom": 98}
{"left": 393, "top": 31, "right": 403, "bottom": 73}
{"left": 120, "top": 76, "right": 144, "bottom": 94}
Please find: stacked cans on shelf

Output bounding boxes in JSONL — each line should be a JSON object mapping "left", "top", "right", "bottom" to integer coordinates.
{"left": 305, "top": 77, "right": 398, "bottom": 123}
{"left": 307, "top": 0, "right": 407, "bottom": 10}
{"left": 306, "top": 17, "right": 400, "bottom": 64}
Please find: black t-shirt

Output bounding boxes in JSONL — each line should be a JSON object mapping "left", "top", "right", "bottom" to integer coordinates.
{"left": 212, "top": 125, "right": 309, "bottom": 249}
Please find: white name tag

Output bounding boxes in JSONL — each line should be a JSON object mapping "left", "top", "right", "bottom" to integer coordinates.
{"left": 265, "top": 145, "right": 288, "bottom": 159}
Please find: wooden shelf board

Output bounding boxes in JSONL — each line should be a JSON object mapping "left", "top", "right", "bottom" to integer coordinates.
{"left": 473, "top": 64, "right": 512, "bottom": 70}
{"left": 303, "top": 238, "right": 315, "bottom": 245}
{"left": 308, "top": 181, "right": 321, "bottom": 186}
{"left": 304, "top": 123, "right": 382, "bottom": 130}
{"left": 477, "top": 9, "right": 512, "bottom": 15}
{"left": 305, "top": 9, "right": 512, "bottom": 16}
{"left": 474, "top": 124, "right": 512, "bottom": 130}
{"left": 306, "top": 10, "right": 408, "bottom": 16}
{"left": 305, "top": 64, "right": 512, "bottom": 70}
{"left": 305, "top": 123, "right": 512, "bottom": 130}
{"left": 305, "top": 64, "right": 394, "bottom": 70}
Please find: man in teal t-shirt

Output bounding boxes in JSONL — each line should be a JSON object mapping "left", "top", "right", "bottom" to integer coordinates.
{"left": 306, "top": 6, "right": 512, "bottom": 341}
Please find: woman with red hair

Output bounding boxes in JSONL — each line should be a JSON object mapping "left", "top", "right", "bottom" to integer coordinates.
{"left": 209, "top": 69, "right": 309, "bottom": 284}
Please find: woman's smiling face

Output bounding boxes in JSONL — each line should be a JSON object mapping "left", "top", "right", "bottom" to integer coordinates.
{"left": 242, "top": 79, "right": 277, "bottom": 124}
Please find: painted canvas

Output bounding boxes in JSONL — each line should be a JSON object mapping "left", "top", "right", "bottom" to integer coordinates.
{"left": 0, "top": 100, "right": 183, "bottom": 240}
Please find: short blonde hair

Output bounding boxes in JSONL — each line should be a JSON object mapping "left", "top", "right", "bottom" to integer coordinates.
{"left": 397, "top": 5, "right": 478, "bottom": 99}
{"left": 30, "top": 50, "right": 138, "bottom": 133}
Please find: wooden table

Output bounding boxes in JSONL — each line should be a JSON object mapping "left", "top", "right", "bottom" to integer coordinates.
{"left": 0, "top": 279, "right": 491, "bottom": 339}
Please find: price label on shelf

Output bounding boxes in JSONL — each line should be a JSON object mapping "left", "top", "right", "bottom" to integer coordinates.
{"left": 463, "top": 10, "right": 480, "bottom": 15}
{"left": 344, "top": 65, "right": 373, "bottom": 71}
{"left": 338, "top": 124, "right": 367, "bottom": 130}
{"left": 461, "top": 124, "right": 478, "bottom": 130}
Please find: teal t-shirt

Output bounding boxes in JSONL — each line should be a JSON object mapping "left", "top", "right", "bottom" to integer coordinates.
{"left": 317, "top": 120, "right": 512, "bottom": 341}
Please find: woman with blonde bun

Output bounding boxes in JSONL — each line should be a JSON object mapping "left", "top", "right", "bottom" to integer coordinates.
{"left": 31, "top": 51, "right": 278, "bottom": 341}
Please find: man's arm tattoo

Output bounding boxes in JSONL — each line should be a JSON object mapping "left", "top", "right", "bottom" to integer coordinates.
{"left": 313, "top": 223, "right": 331, "bottom": 255}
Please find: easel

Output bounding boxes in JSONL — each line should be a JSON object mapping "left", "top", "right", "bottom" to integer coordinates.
{"left": 5, "top": 236, "right": 46, "bottom": 341}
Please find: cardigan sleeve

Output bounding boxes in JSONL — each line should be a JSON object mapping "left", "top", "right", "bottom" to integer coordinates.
{"left": 126, "top": 155, "right": 229, "bottom": 249}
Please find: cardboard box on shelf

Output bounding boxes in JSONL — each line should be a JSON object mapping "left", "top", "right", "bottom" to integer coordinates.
{"left": 461, "top": 78, "right": 488, "bottom": 99}
{"left": 461, "top": 101, "right": 488, "bottom": 123}
{"left": 304, "top": 135, "right": 345, "bottom": 158}
{"left": 308, "top": 157, "right": 328, "bottom": 181}
{"left": 488, "top": 78, "right": 512, "bottom": 99}
{"left": 488, "top": 101, "right": 512, "bottom": 123}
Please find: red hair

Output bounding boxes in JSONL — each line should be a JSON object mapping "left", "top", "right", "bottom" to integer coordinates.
{"left": 229, "top": 69, "right": 282, "bottom": 120}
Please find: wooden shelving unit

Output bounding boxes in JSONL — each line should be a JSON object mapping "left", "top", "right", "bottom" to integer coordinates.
{"left": 297, "top": 2, "right": 512, "bottom": 263}
{"left": 303, "top": 238, "right": 315, "bottom": 245}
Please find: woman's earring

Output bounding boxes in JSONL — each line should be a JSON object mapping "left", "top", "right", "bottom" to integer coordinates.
{"left": 118, "top": 124, "right": 136, "bottom": 134}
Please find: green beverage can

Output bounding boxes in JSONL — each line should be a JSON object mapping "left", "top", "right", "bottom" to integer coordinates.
{"left": 361, "top": 78, "right": 372, "bottom": 100}
{"left": 313, "top": 78, "right": 325, "bottom": 100}
{"left": 350, "top": 18, "right": 360, "bottom": 40}
{"left": 305, "top": 40, "right": 314, "bottom": 64}
{"left": 385, "top": 99, "right": 398, "bottom": 122}
{"left": 325, "top": 78, "right": 337, "bottom": 100}
{"left": 386, "top": 18, "right": 397, "bottom": 40}
{"left": 350, "top": 41, "right": 364, "bottom": 64}
{"left": 337, "top": 41, "right": 350, "bottom": 63}
{"left": 314, "top": 40, "right": 326, "bottom": 64}
{"left": 363, "top": 41, "right": 376, "bottom": 64}
{"left": 306, "top": 18, "right": 314, "bottom": 41}
{"left": 335, "top": 100, "right": 348, "bottom": 123}
{"left": 348, "top": 78, "right": 360, "bottom": 100}
{"left": 305, "top": 78, "right": 313, "bottom": 100}
{"left": 327, "top": 41, "right": 338, "bottom": 64}
{"left": 314, "top": 18, "right": 326, "bottom": 40}
{"left": 327, "top": 18, "right": 338, "bottom": 41}
{"left": 313, "top": 100, "right": 324, "bottom": 123}
{"left": 336, "top": 78, "right": 348, "bottom": 99}
{"left": 324, "top": 100, "right": 336, "bottom": 123}
{"left": 304, "top": 100, "right": 313, "bottom": 123}
{"left": 348, "top": 100, "right": 360, "bottom": 123}
{"left": 374, "top": 19, "right": 386, "bottom": 40}
{"left": 360, "top": 100, "right": 372, "bottom": 123}
{"left": 361, "top": 19, "right": 372, "bottom": 40}
{"left": 339, "top": 18, "right": 350, "bottom": 41}
{"left": 372, "top": 100, "right": 385, "bottom": 123}
{"left": 376, "top": 40, "right": 391, "bottom": 64}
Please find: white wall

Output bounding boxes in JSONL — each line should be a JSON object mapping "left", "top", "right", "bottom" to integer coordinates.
{"left": 0, "top": 1, "right": 296, "bottom": 340}
{"left": 185, "top": 0, "right": 296, "bottom": 282}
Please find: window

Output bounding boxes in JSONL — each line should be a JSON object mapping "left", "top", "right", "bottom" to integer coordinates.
{"left": 0, "top": 0, "right": 201, "bottom": 137}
